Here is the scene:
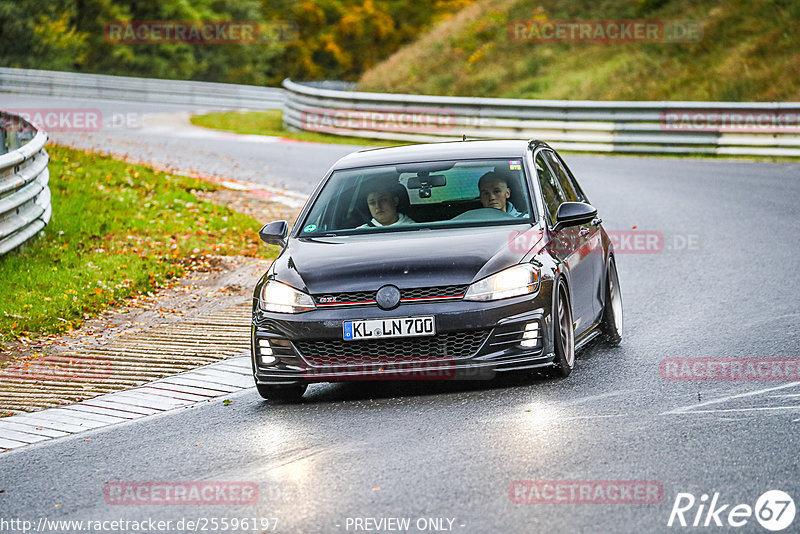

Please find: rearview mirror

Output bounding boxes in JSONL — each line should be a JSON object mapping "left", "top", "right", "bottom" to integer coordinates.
{"left": 408, "top": 173, "right": 446, "bottom": 198}
{"left": 553, "top": 202, "right": 597, "bottom": 231}
{"left": 259, "top": 220, "right": 288, "bottom": 248}
{"left": 407, "top": 174, "right": 447, "bottom": 189}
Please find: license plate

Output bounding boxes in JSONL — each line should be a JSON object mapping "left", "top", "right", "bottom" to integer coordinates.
{"left": 343, "top": 316, "right": 435, "bottom": 341}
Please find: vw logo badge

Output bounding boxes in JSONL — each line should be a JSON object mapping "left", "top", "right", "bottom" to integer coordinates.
{"left": 375, "top": 285, "right": 401, "bottom": 310}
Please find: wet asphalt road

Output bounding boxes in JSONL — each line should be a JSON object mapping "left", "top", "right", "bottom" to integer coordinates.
{"left": 1, "top": 93, "right": 354, "bottom": 193}
{"left": 1, "top": 93, "right": 800, "bottom": 533}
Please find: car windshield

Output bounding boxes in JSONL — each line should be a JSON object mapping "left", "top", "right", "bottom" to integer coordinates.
{"left": 298, "top": 158, "right": 533, "bottom": 236}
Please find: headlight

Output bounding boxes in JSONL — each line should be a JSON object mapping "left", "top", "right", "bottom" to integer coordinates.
{"left": 463, "top": 264, "right": 540, "bottom": 302}
{"left": 259, "top": 280, "right": 316, "bottom": 313}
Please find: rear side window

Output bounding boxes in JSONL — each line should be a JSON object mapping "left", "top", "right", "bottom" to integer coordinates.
{"left": 543, "top": 150, "right": 583, "bottom": 203}
{"left": 535, "top": 153, "right": 565, "bottom": 225}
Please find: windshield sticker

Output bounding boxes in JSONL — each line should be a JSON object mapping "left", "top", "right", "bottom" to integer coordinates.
{"left": 303, "top": 224, "right": 317, "bottom": 233}
{"left": 509, "top": 160, "right": 522, "bottom": 170}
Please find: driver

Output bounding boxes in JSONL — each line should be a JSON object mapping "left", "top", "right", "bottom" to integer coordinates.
{"left": 358, "top": 181, "right": 416, "bottom": 228}
{"left": 478, "top": 171, "right": 526, "bottom": 217}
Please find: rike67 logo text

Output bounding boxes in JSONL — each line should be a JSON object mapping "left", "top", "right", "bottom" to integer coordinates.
{"left": 668, "top": 490, "right": 795, "bottom": 531}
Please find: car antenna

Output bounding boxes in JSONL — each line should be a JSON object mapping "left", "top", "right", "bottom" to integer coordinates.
{"left": 462, "top": 134, "right": 466, "bottom": 141}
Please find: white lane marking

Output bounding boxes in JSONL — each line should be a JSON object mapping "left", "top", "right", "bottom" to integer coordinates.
{"left": 561, "top": 414, "right": 629, "bottom": 420}
{"left": 665, "top": 406, "right": 800, "bottom": 415}
{"left": 662, "top": 382, "right": 800, "bottom": 415}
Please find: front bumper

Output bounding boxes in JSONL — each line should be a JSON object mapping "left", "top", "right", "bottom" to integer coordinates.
{"left": 251, "top": 293, "right": 555, "bottom": 385}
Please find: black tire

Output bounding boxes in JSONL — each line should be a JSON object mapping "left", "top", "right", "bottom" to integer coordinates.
{"left": 256, "top": 383, "right": 307, "bottom": 402}
{"left": 549, "top": 280, "right": 575, "bottom": 378}
{"left": 600, "top": 257, "right": 623, "bottom": 346}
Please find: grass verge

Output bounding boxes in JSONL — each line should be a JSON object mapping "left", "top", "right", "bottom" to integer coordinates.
{"left": 190, "top": 110, "right": 404, "bottom": 147}
{"left": 0, "top": 145, "right": 277, "bottom": 351}
{"left": 358, "top": 0, "right": 800, "bottom": 102}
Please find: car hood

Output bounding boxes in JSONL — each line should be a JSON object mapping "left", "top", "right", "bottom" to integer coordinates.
{"left": 271, "top": 224, "right": 541, "bottom": 294}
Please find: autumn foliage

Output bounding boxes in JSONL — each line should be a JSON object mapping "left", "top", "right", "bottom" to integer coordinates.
{"left": 0, "top": 0, "right": 472, "bottom": 84}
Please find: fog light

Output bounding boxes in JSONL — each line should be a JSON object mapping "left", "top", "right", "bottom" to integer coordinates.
{"left": 523, "top": 322, "right": 539, "bottom": 339}
{"left": 521, "top": 322, "right": 540, "bottom": 347}
{"left": 257, "top": 339, "right": 276, "bottom": 364}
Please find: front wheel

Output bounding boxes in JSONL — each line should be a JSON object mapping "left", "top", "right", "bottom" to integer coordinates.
{"left": 600, "top": 257, "right": 623, "bottom": 345}
{"left": 256, "top": 383, "right": 307, "bottom": 402}
{"left": 548, "top": 280, "right": 575, "bottom": 378}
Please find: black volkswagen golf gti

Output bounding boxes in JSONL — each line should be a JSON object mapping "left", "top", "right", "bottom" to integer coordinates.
{"left": 251, "top": 140, "right": 622, "bottom": 400}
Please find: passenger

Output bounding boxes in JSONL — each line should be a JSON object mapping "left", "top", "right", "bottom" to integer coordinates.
{"left": 358, "top": 182, "right": 416, "bottom": 228}
{"left": 478, "top": 171, "right": 526, "bottom": 217}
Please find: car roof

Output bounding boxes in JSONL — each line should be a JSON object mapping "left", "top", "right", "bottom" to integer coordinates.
{"left": 331, "top": 140, "right": 534, "bottom": 170}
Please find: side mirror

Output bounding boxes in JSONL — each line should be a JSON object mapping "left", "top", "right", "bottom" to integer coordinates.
{"left": 553, "top": 202, "right": 597, "bottom": 231}
{"left": 259, "top": 220, "right": 288, "bottom": 248}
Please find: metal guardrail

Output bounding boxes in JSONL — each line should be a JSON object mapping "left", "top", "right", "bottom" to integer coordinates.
{"left": 0, "top": 67, "right": 285, "bottom": 110}
{"left": 283, "top": 79, "right": 800, "bottom": 157}
{"left": 0, "top": 112, "right": 50, "bottom": 255}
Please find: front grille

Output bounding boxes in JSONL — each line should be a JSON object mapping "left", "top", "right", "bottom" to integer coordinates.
{"left": 294, "top": 330, "right": 490, "bottom": 367}
{"left": 315, "top": 291, "right": 375, "bottom": 305}
{"left": 313, "top": 285, "right": 468, "bottom": 307}
{"left": 401, "top": 285, "right": 468, "bottom": 300}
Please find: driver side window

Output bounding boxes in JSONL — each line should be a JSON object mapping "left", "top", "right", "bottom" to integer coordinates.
{"left": 535, "top": 153, "right": 565, "bottom": 226}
